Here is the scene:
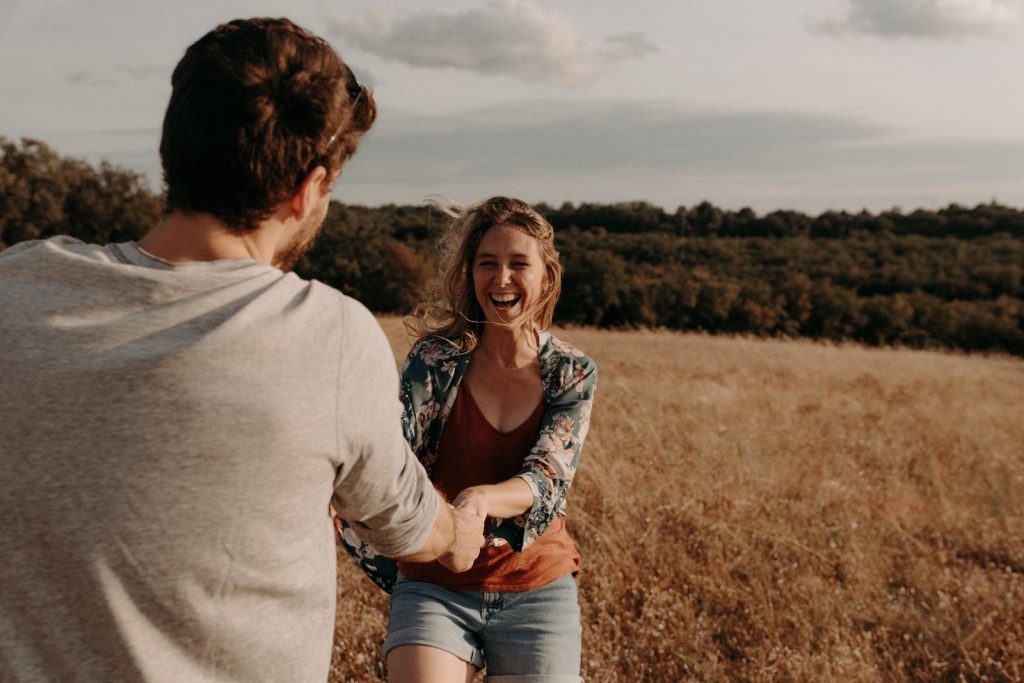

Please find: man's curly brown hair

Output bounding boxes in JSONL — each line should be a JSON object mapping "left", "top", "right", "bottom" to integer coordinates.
{"left": 160, "top": 17, "right": 376, "bottom": 232}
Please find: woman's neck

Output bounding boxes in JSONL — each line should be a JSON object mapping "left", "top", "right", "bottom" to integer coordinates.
{"left": 475, "top": 325, "right": 539, "bottom": 369}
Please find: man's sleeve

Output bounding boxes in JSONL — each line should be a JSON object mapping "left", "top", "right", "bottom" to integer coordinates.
{"left": 330, "top": 302, "right": 439, "bottom": 558}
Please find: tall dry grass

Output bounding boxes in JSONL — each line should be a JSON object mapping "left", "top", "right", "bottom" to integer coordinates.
{"left": 330, "top": 319, "right": 1024, "bottom": 682}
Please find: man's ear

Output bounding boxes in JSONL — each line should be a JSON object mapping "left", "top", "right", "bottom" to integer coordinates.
{"left": 290, "top": 165, "right": 329, "bottom": 220}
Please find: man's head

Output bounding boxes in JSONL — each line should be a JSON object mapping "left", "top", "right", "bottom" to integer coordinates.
{"left": 160, "top": 18, "right": 376, "bottom": 233}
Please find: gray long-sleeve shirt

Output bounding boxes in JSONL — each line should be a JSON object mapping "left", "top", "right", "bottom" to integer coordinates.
{"left": 0, "top": 237, "right": 438, "bottom": 682}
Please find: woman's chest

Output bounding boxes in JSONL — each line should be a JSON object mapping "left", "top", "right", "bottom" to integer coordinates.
{"left": 460, "top": 362, "right": 544, "bottom": 433}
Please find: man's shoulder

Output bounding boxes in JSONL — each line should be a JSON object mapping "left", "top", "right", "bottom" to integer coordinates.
{"left": 327, "top": 287, "right": 383, "bottom": 336}
{"left": 273, "top": 272, "right": 363, "bottom": 316}
{"left": 0, "top": 236, "right": 88, "bottom": 263}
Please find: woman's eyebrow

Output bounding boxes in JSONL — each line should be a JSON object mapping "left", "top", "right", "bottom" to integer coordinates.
{"left": 476, "top": 251, "right": 531, "bottom": 259}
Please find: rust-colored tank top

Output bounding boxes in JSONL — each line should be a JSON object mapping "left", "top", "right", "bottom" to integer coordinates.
{"left": 397, "top": 383, "right": 580, "bottom": 591}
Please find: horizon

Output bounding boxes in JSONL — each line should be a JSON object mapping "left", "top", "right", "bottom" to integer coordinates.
{"left": 8, "top": 133, "right": 1017, "bottom": 219}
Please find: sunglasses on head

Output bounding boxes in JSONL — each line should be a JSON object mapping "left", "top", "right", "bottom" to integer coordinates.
{"left": 324, "top": 75, "right": 363, "bottom": 151}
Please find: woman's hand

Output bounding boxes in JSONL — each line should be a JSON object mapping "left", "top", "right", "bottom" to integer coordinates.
{"left": 452, "top": 487, "right": 490, "bottom": 518}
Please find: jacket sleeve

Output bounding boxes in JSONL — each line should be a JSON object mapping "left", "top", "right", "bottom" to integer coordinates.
{"left": 399, "top": 340, "right": 440, "bottom": 462}
{"left": 509, "top": 351, "right": 598, "bottom": 551}
{"left": 335, "top": 515, "right": 399, "bottom": 593}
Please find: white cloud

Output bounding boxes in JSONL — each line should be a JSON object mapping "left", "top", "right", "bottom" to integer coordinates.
{"left": 66, "top": 70, "right": 113, "bottom": 86}
{"left": 814, "top": 0, "right": 1024, "bottom": 39}
{"left": 324, "top": 0, "right": 656, "bottom": 87}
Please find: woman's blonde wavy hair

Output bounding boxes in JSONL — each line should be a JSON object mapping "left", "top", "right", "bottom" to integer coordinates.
{"left": 405, "top": 196, "right": 563, "bottom": 352}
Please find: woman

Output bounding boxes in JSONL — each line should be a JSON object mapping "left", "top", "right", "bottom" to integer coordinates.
{"left": 339, "top": 196, "right": 597, "bottom": 682}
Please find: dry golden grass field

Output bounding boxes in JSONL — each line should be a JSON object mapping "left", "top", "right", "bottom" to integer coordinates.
{"left": 329, "top": 318, "right": 1024, "bottom": 682}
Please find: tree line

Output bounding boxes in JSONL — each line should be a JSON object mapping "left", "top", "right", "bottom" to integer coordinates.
{"left": 3, "top": 137, "right": 1022, "bottom": 355}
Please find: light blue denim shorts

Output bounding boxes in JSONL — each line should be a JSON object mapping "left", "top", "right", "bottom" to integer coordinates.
{"left": 384, "top": 573, "right": 582, "bottom": 682}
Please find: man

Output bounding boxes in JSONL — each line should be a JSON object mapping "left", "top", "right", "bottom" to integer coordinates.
{"left": 0, "top": 18, "right": 483, "bottom": 682}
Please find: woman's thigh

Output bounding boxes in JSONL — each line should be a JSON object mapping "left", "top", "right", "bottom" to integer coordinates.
{"left": 386, "top": 645, "right": 476, "bottom": 683}
{"left": 480, "top": 574, "right": 582, "bottom": 682}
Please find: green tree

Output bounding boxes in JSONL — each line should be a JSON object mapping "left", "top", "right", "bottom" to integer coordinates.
{"left": 0, "top": 137, "right": 160, "bottom": 248}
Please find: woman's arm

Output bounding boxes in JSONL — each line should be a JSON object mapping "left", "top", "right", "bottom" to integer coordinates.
{"left": 504, "top": 347, "right": 598, "bottom": 551}
{"left": 452, "top": 477, "right": 534, "bottom": 519}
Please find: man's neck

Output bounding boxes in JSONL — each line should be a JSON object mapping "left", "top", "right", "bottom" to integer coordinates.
{"left": 138, "top": 211, "right": 284, "bottom": 265}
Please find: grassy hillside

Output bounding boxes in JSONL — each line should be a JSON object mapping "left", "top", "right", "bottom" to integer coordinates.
{"left": 330, "top": 319, "right": 1024, "bottom": 682}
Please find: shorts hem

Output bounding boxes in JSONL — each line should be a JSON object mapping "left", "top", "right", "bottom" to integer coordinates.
{"left": 486, "top": 675, "right": 582, "bottom": 682}
{"left": 383, "top": 628, "right": 485, "bottom": 670}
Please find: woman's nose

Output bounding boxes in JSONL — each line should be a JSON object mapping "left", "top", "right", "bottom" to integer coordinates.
{"left": 498, "top": 265, "right": 513, "bottom": 284}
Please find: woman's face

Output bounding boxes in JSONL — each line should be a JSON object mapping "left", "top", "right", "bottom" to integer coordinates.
{"left": 472, "top": 224, "right": 548, "bottom": 328}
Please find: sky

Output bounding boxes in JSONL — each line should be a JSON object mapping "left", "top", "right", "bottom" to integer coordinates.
{"left": 2, "top": 0, "right": 1024, "bottom": 214}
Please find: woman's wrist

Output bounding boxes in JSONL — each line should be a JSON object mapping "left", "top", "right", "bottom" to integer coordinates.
{"left": 462, "top": 480, "right": 534, "bottom": 519}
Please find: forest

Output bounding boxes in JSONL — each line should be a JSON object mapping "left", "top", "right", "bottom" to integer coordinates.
{"left": 3, "top": 136, "right": 1022, "bottom": 356}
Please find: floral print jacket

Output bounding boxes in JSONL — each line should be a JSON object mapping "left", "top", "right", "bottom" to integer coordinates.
{"left": 338, "top": 330, "right": 598, "bottom": 593}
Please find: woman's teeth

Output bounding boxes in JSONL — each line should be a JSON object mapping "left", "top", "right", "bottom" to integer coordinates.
{"left": 490, "top": 294, "right": 521, "bottom": 308}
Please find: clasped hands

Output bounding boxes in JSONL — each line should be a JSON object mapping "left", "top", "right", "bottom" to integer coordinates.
{"left": 437, "top": 488, "right": 490, "bottom": 573}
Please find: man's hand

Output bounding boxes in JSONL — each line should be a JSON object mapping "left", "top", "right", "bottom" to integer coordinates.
{"left": 393, "top": 489, "right": 485, "bottom": 566}
{"left": 437, "top": 502, "right": 485, "bottom": 572}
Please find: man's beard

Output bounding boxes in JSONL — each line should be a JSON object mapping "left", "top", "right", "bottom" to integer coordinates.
{"left": 274, "top": 210, "right": 325, "bottom": 272}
